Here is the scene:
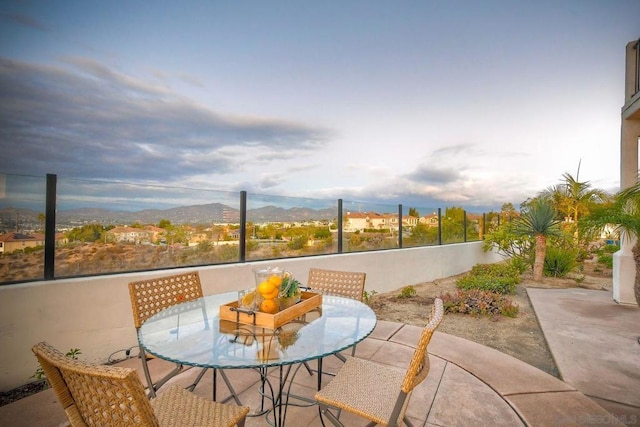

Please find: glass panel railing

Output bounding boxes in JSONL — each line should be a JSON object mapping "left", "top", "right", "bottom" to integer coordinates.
{"left": 0, "top": 174, "right": 47, "bottom": 283}
{"left": 0, "top": 172, "right": 492, "bottom": 286}
{"left": 245, "top": 193, "right": 338, "bottom": 261}
{"left": 341, "top": 200, "right": 400, "bottom": 252}
{"left": 482, "top": 211, "right": 502, "bottom": 237}
{"left": 54, "top": 178, "right": 240, "bottom": 277}
{"left": 401, "top": 205, "right": 441, "bottom": 248}
{"left": 437, "top": 207, "right": 484, "bottom": 244}
{"left": 439, "top": 206, "right": 463, "bottom": 244}
{"left": 465, "top": 210, "right": 483, "bottom": 242}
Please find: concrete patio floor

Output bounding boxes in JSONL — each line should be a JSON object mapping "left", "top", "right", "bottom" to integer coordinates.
{"left": 1, "top": 287, "right": 638, "bottom": 426}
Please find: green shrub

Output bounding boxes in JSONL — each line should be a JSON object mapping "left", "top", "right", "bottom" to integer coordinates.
{"left": 287, "top": 236, "right": 306, "bottom": 250}
{"left": 362, "top": 290, "right": 377, "bottom": 306}
{"left": 508, "top": 257, "right": 529, "bottom": 274}
{"left": 597, "top": 253, "right": 613, "bottom": 269}
{"left": 456, "top": 263, "right": 520, "bottom": 294}
{"left": 397, "top": 285, "right": 416, "bottom": 298}
{"left": 439, "top": 289, "right": 519, "bottom": 318}
{"left": 543, "top": 246, "right": 577, "bottom": 277}
{"left": 32, "top": 348, "right": 81, "bottom": 380}
{"left": 23, "top": 245, "right": 44, "bottom": 254}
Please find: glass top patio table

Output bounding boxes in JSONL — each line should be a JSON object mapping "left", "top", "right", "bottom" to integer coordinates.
{"left": 138, "top": 291, "right": 377, "bottom": 369}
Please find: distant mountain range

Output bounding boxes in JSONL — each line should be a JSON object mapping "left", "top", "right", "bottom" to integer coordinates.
{"left": 0, "top": 203, "right": 338, "bottom": 231}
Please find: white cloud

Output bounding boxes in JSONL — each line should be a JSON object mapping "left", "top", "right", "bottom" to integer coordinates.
{"left": 0, "top": 57, "right": 330, "bottom": 184}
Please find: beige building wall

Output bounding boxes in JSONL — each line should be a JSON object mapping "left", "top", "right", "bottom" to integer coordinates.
{"left": 616, "top": 38, "right": 640, "bottom": 304}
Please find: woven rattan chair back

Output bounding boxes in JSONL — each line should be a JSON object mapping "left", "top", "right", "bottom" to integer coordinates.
{"left": 386, "top": 298, "right": 444, "bottom": 425}
{"left": 32, "top": 342, "right": 158, "bottom": 427}
{"left": 129, "top": 271, "right": 204, "bottom": 329}
{"left": 315, "top": 298, "right": 444, "bottom": 427}
{"left": 128, "top": 271, "right": 206, "bottom": 398}
{"left": 32, "top": 342, "right": 249, "bottom": 427}
{"left": 307, "top": 268, "right": 366, "bottom": 301}
{"left": 401, "top": 297, "right": 444, "bottom": 393}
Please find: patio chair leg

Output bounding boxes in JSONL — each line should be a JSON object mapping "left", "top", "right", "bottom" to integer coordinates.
{"left": 402, "top": 416, "right": 415, "bottom": 427}
{"left": 139, "top": 346, "right": 156, "bottom": 398}
{"left": 139, "top": 345, "right": 183, "bottom": 398}
{"left": 318, "top": 403, "right": 345, "bottom": 427}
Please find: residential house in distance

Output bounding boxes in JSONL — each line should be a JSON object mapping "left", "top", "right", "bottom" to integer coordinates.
{"left": 345, "top": 211, "right": 423, "bottom": 232}
{"left": 105, "top": 226, "right": 152, "bottom": 244}
{"left": 385, "top": 213, "right": 421, "bottom": 229}
{"left": 420, "top": 213, "right": 440, "bottom": 227}
{"left": 0, "top": 232, "right": 44, "bottom": 254}
{"left": 188, "top": 230, "right": 210, "bottom": 246}
{"left": 403, "top": 214, "right": 419, "bottom": 227}
{"left": 344, "top": 211, "right": 389, "bottom": 232}
{"left": 227, "top": 228, "right": 241, "bottom": 240}
{"left": 145, "top": 225, "right": 166, "bottom": 243}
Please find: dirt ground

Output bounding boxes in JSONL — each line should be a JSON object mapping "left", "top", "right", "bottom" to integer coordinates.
{"left": 370, "top": 260, "right": 613, "bottom": 378}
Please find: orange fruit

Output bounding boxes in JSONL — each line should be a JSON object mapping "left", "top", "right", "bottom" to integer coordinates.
{"left": 268, "top": 275, "right": 283, "bottom": 287}
{"left": 260, "top": 298, "right": 279, "bottom": 314}
{"left": 257, "top": 281, "right": 276, "bottom": 296}
{"left": 262, "top": 288, "right": 280, "bottom": 300}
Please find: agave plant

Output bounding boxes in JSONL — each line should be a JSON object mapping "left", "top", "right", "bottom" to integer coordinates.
{"left": 580, "top": 181, "right": 640, "bottom": 305}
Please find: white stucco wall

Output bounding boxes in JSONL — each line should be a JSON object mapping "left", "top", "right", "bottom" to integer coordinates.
{"left": 0, "top": 242, "right": 501, "bottom": 391}
{"left": 617, "top": 38, "right": 640, "bottom": 304}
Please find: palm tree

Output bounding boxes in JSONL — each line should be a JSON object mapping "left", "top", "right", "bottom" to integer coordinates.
{"left": 540, "top": 164, "right": 608, "bottom": 239}
{"left": 580, "top": 181, "right": 640, "bottom": 305}
{"left": 513, "top": 198, "right": 562, "bottom": 281}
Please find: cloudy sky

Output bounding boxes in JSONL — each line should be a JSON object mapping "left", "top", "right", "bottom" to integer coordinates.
{"left": 1, "top": 1, "right": 639, "bottom": 212}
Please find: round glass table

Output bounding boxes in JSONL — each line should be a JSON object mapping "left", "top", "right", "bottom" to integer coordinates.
{"left": 138, "top": 291, "right": 377, "bottom": 426}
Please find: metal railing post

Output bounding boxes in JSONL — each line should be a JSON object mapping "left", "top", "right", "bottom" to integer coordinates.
{"left": 44, "top": 174, "right": 57, "bottom": 280}
{"left": 463, "top": 210, "right": 467, "bottom": 242}
{"left": 337, "top": 199, "right": 343, "bottom": 253}
{"left": 437, "top": 208, "right": 442, "bottom": 245}
{"left": 398, "top": 204, "right": 403, "bottom": 248}
{"left": 239, "top": 191, "right": 247, "bottom": 262}
{"left": 482, "top": 213, "right": 486, "bottom": 239}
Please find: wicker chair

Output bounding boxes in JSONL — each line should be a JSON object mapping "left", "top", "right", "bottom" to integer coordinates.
{"left": 129, "top": 271, "right": 237, "bottom": 402}
{"left": 307, "top": 268, "right": 366, "bottom": 301}
{"left": 307, "top": 268, "right": 367, "bottom": 359}
{"left": 32, "top": 342, "right": 249, "bottom": 427}
{"left": 315, "top": 298, "right": 444, "bottom": 427}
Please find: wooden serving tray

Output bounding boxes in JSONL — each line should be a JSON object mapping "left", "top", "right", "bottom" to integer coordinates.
{"left": 219, "top": 291, "right": 322, "bottom": 330}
